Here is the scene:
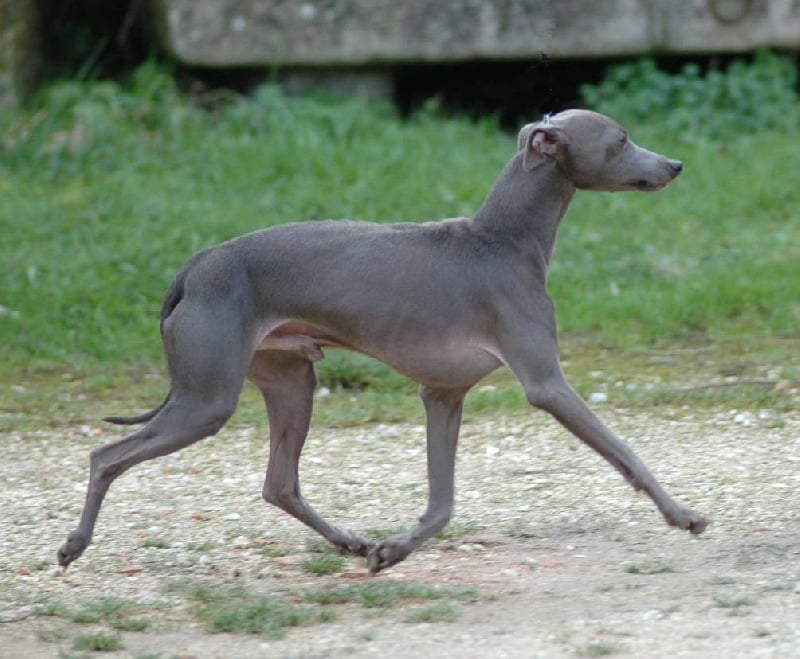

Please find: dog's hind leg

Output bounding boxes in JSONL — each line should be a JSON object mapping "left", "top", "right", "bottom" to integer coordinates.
{"left": 248, "top": 351, "right": 373, "bottom": 556}
{"left": 58, "top": 299, "right": 251, "bottom": 568}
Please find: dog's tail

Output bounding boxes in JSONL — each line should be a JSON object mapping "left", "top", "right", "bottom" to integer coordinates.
{"left": 104, "top": 392, "right": 171, "bottom": 425}
{"left": 104, "top": 250, "right": 208, "bottom": 426}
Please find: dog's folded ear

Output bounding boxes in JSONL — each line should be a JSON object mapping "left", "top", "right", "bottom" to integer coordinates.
{"left": 519, "top": 124, "right": 566, "bottom": 171}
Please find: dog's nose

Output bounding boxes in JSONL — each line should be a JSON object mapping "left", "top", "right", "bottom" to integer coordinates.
{"left": 669, "top": 160, "right": 683, "bottom": 173}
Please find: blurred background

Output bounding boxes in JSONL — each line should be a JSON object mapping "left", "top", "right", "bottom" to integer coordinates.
{"left": 3, "top": 0, "right": 800, "bottom": 122}
{"left": 1, "top": 1, "right": 798, "bottom": 423}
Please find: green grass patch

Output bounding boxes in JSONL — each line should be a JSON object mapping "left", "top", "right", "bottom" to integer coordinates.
{"left": 404, "top": 602, "right": 459, "bottom": 623}
{"left": 172, "top": 583, "right": 332, "bottom": 639}
{"left": 575, "top": 641, "right": 626, "bottom": 657}
{"left": 623, "top": 562, "right": 677, "bottom": 575}
{"left": 72, "top": 631, "right": 124, "bottom": 652}
{"left": 302, "top": 553, "right": 346, "bottom": 575}
{"left": 256, "top": 544, "right": 292, "bottom": 558}
{"left": 1, "top": 335, "right": 795, "bottom": 434}
{"left": 302, "top": 581, "right": 477, "bottom": 608}
{"left": 713, "top": 595, "right": 755, "bottom": 615}
{"left": 2, "top": 56, "right": 799, "bottom": 426}
{"left": 33, "top": 597, "right": 153, "bottom": 641}
{"left": 197, "top": 595, "right": 328, "bottom": 638}
{"left": 68, "top": 597, "right": 148, "bottom": 632}
{"left": 36, "top": 628, "right": 68, "bottom": 643}
{"left": 167, "top": 579, "right": 475, "bottom": 636}
{"left": 0, "top": 64, "right": 506, "bottom": 371}
{"left": 141, "top": 536, "right": 170, "bottom": 549}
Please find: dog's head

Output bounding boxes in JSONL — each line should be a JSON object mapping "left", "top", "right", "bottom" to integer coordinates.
{"left": 517, "top": 110, "right": 682, "bottom": 192}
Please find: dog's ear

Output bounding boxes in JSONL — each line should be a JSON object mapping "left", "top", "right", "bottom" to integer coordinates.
{"left": 520, "top": 125, "right": 566, "bottom": 171}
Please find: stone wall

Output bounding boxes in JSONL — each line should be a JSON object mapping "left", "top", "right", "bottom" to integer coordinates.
{"left": 151, "top": 0, "right": 800, "bottom": 68}
{"left": 5, "top": 1, "right": 800, "bottom": 104}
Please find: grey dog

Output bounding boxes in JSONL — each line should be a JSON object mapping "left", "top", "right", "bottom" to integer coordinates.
{"left": 58, "top": 109, "right": 709, "bottom": 574}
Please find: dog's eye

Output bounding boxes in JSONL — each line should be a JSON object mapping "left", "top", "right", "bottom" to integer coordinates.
{"left": 619, "top": 133, "right": 628, "bottom": 144}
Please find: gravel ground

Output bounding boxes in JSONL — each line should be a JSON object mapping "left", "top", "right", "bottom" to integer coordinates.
{"left": 1, "top": 405, "right": 798, "bottom": 657}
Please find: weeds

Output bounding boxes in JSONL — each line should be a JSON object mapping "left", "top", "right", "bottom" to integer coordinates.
{"left": 623, "top": 562, "right": 677, "bottom": 575}
{"left": 302, "top": 553, "right": 346, "bottom": 575}
{"left": 302, "top": 581, "right": 477, "bottom": 608}
{"left": 36, "top": 628, "right": 68, "bottom": 643}
{"left": 32, "top": 595, "right": 153, "bottom": 648}
{"left": 197, "top": 595, "right": 327, "bottom": 638}
{"left": 160, "top": 579, "right": 476, "bottom": 639}
{"left": 72, "top": 631, "right": 123, "bottom": 652}
{"left": 582, "top": 50, "right": 799, "bottom": 138}
{"left": 142, "top": 536, "right": 170, "bottom": 549}
{"left": 575, "top": 641, "right": 626, "bottom": 656}
{"left": 172, "top": 583, "right": 331, "bottom": 639}
{"left": 713, "top": 595, "right": 755, "bottom": 616}
{"left": 404, "top": 602, "right": 459, "bottom": 623}
{"left": 61, "top": 597, "right": 150, "bottom": 633}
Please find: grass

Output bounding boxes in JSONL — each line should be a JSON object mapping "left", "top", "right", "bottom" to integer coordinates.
{"left": 575, "top": 641, "right": 626, "bottom": 656}
{"left": 33, "top": 595, "right": 152, "bottom": 652}
{"left": 302, "top": 553, "right": 346, "bottom": 575}
{"left": 623, "top": 562, "right": 677, "bottom": 575}
{"left": 33, "top": 598, "right": 149, "bottom": 654}
{"left": 713, "top": 595, "right": 755, "bottom": 616}
{"left": 72, "top": 631, "right": 124, "bottom": 652}
{"left": 198, "top": 595, "right": 331, "bottom": 638}
{"left": 1, "top": 57, "right": 799, "bottom": 429}
{"left": 171, "top": 583, "right": 331, "bottom": 639}
{"left": 404, "top": 602, "right": 459, "bottom": 623}
{"left": 162, "top": 579, "right": 477, "bottom": 639}
{"left": 2, "top": 332, "right": 795, "bottom": 433}
{"left": 302, "top": 581, "right": 478, "bottom": 608}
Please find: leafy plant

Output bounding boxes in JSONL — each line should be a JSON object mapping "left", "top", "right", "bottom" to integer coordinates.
{"left": 581, "top": 50, "right": 799, "bottom": 138}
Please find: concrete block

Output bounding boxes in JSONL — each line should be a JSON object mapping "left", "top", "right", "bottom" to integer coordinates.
{"left": 150, "top": 0, "right": 800, "bottom": 68}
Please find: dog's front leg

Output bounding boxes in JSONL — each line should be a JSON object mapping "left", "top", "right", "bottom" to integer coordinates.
{"left": 367, "top": 385, "right": 468, "bottom": 574}
{"left": 499, "top": 318, "right": 710, "bottom": 535}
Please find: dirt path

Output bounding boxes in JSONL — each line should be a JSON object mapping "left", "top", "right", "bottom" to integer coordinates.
{"left": 1, "top": 406, "right": 798, "bottom": 657}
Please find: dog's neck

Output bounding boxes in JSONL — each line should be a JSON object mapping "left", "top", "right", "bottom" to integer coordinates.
{"left": 472, "top": 154, "right": 576, "bottom": 266}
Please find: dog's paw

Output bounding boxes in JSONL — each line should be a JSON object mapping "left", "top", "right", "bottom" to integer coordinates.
{"left": 667, "top": 505, "right": 711, "bottom": 535}
{"left": 367, "top": 541, "right": 412, "bottom": 574}
{"left": 333, "top": 532, "right": 373, "bottom": 558}
{"left": 57, "top": 532, "right": 89, "bottom": 569}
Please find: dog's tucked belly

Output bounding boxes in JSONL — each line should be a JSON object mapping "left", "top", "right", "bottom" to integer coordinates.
{"left": 256, "top": 321, "right": 502, "bottom": 388}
